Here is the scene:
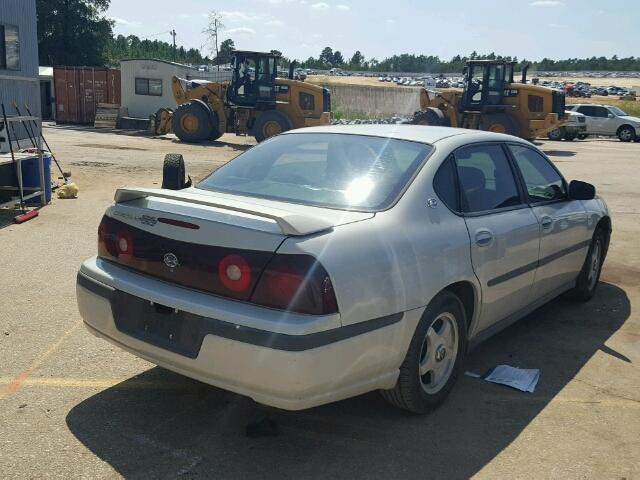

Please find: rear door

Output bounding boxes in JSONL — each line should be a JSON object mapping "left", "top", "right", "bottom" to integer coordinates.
{"left": 507, "top": 144, "right": 589, "bottom": 298}
{"left": 454, "top": 143, "right": 540, "bottom": 331}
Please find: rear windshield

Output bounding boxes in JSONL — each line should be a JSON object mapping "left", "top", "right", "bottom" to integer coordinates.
{"left": 198, "top": 133, "right": 433, "bottom": 210}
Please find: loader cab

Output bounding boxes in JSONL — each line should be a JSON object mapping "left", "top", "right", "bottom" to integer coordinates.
{"left": 461, "top": 60, "right": 516, "bottom": 112}
{"left": 228, "top": 51, "right": 279, "bottom": 109}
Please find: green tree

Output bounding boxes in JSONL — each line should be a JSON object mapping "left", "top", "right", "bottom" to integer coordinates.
{"left": 350, "top": 50, "right": 364, "bottom": 68}
{"left": 37, "top": 0, "right": 113, "bottom": 66}
{"left": 319, "top": 47, "right": 334, "bottom": 66}
{"left": 332, "top": 50, "right": 344, "bottom": 66}
{"left": 217, "top": 39, "right": 235, "bottom": 65}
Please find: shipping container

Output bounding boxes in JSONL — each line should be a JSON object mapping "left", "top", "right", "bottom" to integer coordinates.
{"left": 53, "top": 66, "right": 121, "bottom": 124}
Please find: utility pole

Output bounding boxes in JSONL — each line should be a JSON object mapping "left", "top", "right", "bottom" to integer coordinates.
{"left": 170, "top": 29, "right": 177, "bottom": 60}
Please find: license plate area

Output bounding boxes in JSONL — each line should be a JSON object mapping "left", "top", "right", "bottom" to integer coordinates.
{"left": 111, "top": 291, "right": 205, "bottom": 358}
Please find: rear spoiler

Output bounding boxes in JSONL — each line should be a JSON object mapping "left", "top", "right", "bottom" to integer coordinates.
{"left": 114, "top": 187, "right": 334, "bottom": 237}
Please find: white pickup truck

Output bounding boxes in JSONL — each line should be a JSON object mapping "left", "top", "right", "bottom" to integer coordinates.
{"left": 547, "top": 110, "right": 587, "bottom": 141}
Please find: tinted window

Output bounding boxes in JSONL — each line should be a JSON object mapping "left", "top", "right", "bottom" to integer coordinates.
{"left": 454, "top": 144, "right": 522, "bottom": 213}
{"left": 135, "top": 78, "right": 162, "bottom": 96}
{"left": 528, "top": 95, "right": 544, "bottom": 113}
{"left": 433, "top": 156, "right": 459, "bottom": 211}
{"left": 299, "top": 92, "right": 315, "bottom": 111}
{"left": 593, "top": 107, "right": 609, "bottom": 118}
{"left": 577, "top": 106, "right": 595, "bottom": 116}
{"left": 509, "top": 145, "right": 566, "bottom": 202}
{"left": 199, "top": 133, "right": 433, "bottom": 211}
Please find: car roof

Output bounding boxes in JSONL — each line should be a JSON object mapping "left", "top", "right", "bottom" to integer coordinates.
{"left": 284, "top": 124, "right": 525, "bottom": 145}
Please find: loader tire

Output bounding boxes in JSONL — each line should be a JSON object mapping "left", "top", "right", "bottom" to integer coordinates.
{"left": 207, "top": 112, "right": 223, "bottom": 141}
{"left": 172, "top": 102, "right": 211, "bottom": 143}
{"left": 412, "top": 108, "right": 448, "bottom": 126}
{"left": 481, "top": 113, "right": 521, "bottom": 137}
{"left": 162, "top": 153, "right": 191, "bottom": 190}
{"left": 253, "top": 111, "right": 292, "bottom": 142}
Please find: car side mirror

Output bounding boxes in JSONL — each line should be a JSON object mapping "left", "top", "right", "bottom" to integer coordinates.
{"left": 608, "top": 113, "right": 614, "bottom": 118}
{"left": 569, "top": 180, "right": 595, "bottom": 200}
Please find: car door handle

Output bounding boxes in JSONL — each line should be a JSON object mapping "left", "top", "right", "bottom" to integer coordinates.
{"left": 475, "top": 230, "right": 493, "bottom": 246}
{"left": 540, "top": 216, "right": 553, "bottom": 230}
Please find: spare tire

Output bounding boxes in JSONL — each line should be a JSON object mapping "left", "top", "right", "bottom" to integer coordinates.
{"left": 412, "top": 108, "right": 448, "bottom": 126}
{"left": 481, "top": 113, "right": 521, "bottom": 137}
{"left": 172, "top": 101, "right": 212, "bottom": 143}
{"left": 162, "top": 153, "right": 191, "bottom": 190}
{"left": 253, "top": 111, "right": 292, "bottom": 142}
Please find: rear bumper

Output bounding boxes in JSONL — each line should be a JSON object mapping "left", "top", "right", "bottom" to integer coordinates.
{"left": 76, "top": 257, "right": 419, "bottom": 410}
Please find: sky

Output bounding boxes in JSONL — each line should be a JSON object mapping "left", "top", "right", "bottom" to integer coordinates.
{"left": 106, "top": 0, "right": 640, "bottom": 62}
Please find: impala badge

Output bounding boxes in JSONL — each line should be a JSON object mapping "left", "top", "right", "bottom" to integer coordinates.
{"left": 163, "top": 253, "right": 179, "bottom": 269}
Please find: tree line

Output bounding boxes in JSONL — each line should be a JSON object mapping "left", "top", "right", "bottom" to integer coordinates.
{"left": 301, "top": 48, "right": 640, "bottom": 73}
{"left": 36, "top": 1, "right": 640, "bottom": 73}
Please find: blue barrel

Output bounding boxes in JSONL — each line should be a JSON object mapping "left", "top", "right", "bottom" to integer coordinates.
{"left": 21, "top": 153, "right": 52, "bottom": 204}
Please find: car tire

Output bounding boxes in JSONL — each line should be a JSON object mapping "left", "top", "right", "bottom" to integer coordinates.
{"left": 161, "top": 153, "right": 191, "bottom": 190}
{"left": 380, "top": 290, "right": 468, "bottom": 414}
{"left": 253, "top": 111, "right": 292, "bottom": 142}
{"left": 577, "top": 134, "right": 588, "bottom": 140}
{"left": 617, "top": 125, "right": 636, "bottom": 142}
{"left": 481, "top": 113, "right": 521, "bottom": 137}
{"left": 172, "top": 101, "right": 212, "bottom": 143}
{"left": 564, "top": 131, "right": 577, "bottom": 141}
{"left": 548, "top": 128, "right": 564, "bottom": 141}
{"left": 566, "top": 229, "right": 605, "bottom": 302}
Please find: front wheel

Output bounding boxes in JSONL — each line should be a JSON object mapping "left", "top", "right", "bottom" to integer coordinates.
{"left": 617, "top": 125, "right": 636, "bottom": 142}
{"left": 253, "top": 111, "right": 292, "bottom": 142}
{"left": 380, "top": 291, "right": 467, "bottom": 414}
{"left": 567, "top": 230, "right": 605, "bottom": 302}
{"left": 547, "top": 128, "right": 564, "bottom": 141}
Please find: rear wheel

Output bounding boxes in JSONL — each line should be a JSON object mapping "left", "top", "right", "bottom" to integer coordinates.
{"left": 617, "top": 125, "right": 636, "bottom": 142}
{"left": 380, "top": 291, "right": 467, "bottom": 414}
{"left": 253, "top": 111, "right": 292, "bottom": 142}
{"left": 548, "top": 128, "right": 564, "bottom": 141}
{"left": 577, "top": 133, "right": 588, "bottom": 140}
{"left": 481, "top": 113, "right": 521, "bottom": 137}
{"left": 207, "top": 112, "right": 223, "bottom": 141}
{"left": 172, "top": 102, "right": 212, "bottom": 143}
{"left": 412, "top": 108, "right": 448, "bottom": 126}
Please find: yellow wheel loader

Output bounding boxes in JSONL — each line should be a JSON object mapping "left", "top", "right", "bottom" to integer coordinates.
{"left": 412, "top": 60, "right": 568, "bottom": 139}
{"left": 153, "top": 50, "right": 331, "bottom": 143}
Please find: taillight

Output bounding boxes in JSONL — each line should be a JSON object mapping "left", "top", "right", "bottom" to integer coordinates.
{"left": 218, "top": 254, "right": 252, "bottom": 292}
{"left": 97, "top": 216, "right": 133, "bottom": 259}
{"left": 251, "top": 254, "right": 338, "bottom": 315}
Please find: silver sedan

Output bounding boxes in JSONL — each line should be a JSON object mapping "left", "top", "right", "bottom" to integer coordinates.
{"left": 76, "top": 125, "right": 611, "bottom": 413}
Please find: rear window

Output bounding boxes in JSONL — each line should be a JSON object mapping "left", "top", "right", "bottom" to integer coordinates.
{"left": 198, "top": 133, "right": 433, "bottom": 210}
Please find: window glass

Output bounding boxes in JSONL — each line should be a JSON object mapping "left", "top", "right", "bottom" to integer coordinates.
{"left": 593, "top": 107, "right": 610, "bottom": 118}
{"left": 609, "top": 106, "right": 627, "bottom": 116}
{"left": 528, "top": 95, "right": 544, "bottom": 113}
{"left": 299, "top": 92, "right": 315, "bottom": 111}
{"left": 135, "top": 78, "right": 162, "bottom": 96}
{"left": 0, "top": 26, "right": 5, "bottom": 69}
{"left": 577, "top": 106, "right": 595, "bottom": 116}
{"left": 509, "top": 145, "right": 566, "bottom": 202}
{"left": 148, "top": 79, "right": 162, "bottom": 96}
{"left": 135, "top": 78, "right": 148, "bottom": 95}
{"left": 199, "top": 133, "right": 433, "bottom": 211}
{"left": 4, "top": 25, "right": 19, "bottom": 70}
{"left": 433, "top": 156, "right": 459, "bottom": 211}
{"left": 454, "top": 144, "right": 522, "bottom": 213}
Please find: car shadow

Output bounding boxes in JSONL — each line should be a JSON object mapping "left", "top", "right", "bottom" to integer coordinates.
{"left": 66, "top": 282, "right": 629, "bottom": 479}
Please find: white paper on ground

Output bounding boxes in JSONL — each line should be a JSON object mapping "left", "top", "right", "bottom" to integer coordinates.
{"left": 483, "top": 365, "right": 540, "bottom": 393}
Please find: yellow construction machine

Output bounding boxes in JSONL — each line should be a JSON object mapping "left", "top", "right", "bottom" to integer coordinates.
{"left": 412, "top": 60, "right": 567, "bottom": 139}
{"left": 153, "top": 50, "right": 331, "bottom": 143}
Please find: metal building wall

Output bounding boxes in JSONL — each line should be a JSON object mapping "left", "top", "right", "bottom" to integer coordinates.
{"left": 0, "top": 0, "right": 41, "bottom": 142}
